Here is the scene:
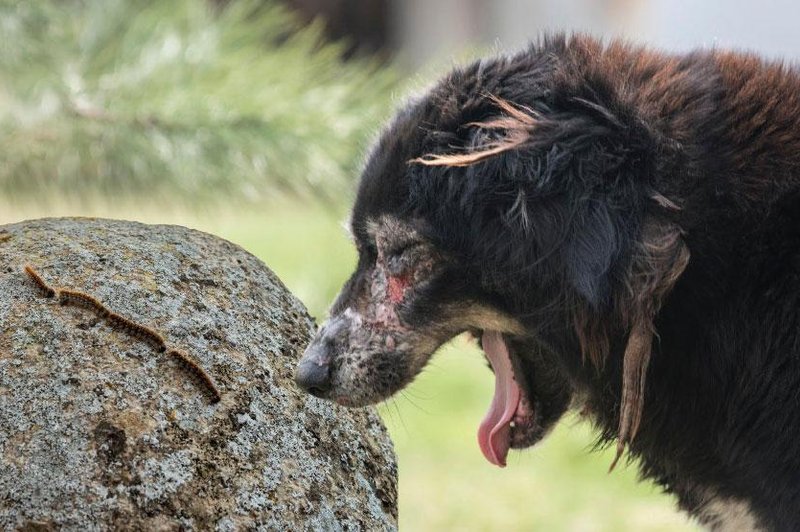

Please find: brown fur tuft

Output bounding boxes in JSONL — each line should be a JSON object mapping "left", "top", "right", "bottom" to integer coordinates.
{"left": 610, "top": 220, "right": 690, "bottom": 469}
{"left": 409, "top": 95, "right": 537, "bottom": 167}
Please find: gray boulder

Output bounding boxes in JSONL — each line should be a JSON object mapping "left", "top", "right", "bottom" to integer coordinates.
{"left": 0, "top": 218, "right": 397, "bottom": 531}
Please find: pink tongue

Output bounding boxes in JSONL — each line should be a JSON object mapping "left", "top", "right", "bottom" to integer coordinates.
{"left": 478, "top": 330, "right": 521, "bottom": 467}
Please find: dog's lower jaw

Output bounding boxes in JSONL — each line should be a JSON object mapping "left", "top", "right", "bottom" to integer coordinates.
{"left": 508, "top": 393, "right": 541, "bottom": 449}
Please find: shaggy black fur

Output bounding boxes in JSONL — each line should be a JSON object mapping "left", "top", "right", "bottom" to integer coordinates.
{"left": 299, "top": 34, "right": 800, "bottom": 530}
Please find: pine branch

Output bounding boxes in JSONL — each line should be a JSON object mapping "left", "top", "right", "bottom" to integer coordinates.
{"left": 0, "top": 0, "right": 398, "bottom": 204}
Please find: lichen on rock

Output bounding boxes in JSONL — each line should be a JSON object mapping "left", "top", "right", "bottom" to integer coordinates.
{"left": 0, "top": 218, "right": 397, "bottom": 531}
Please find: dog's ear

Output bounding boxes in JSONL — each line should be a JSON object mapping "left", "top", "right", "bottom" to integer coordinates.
{"left": 610, "top": 218, "right": 690, "bottom": 470}
{"left": 563, "top": 201, "right": 620, "bottom": 308}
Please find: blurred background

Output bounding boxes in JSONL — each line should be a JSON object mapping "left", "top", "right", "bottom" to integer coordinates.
{"left": 3, "top": 1, "right": 800, "bottom": 529}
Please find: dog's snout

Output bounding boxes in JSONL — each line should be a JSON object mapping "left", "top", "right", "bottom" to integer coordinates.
{"left": 295, "top": 344, "right": 332, "bottom": 398}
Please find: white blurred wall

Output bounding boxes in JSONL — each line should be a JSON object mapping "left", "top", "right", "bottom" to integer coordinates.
{"left": 390, "top": 0, "right": 800, "bottom": 66}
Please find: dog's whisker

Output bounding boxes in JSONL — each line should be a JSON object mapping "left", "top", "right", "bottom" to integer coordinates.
{"left": 398, "top": 385, "right": 432, "bottom": 402}
{"left": 399, "top": 389, "right": 432, "bottom": 416}
{"left": 388, "top": 396, "right": 410, "bottom": 437}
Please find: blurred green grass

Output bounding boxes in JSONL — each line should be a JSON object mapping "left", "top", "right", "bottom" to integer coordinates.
{"left": 1, "top": 201, "right": 698, "bottom": 531}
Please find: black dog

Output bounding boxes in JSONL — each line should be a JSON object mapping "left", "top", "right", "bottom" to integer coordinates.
{"left": 296, "top": 34, "right": 800, "bottom": 530}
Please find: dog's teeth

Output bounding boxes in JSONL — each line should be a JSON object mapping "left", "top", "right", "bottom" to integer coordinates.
{"left": 510, "top": 421, "right": 516, "bottom": 428}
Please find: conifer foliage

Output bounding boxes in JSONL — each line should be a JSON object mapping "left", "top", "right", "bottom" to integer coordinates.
{"left": 0, "top": 0, "right": 396, "bottom": 203}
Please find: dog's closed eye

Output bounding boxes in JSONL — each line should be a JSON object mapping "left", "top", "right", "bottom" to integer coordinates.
{"left": 385, "top": 242, "right": 424, "bottom": 275}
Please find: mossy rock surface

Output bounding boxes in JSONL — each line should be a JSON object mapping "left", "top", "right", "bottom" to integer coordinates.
{"left": 0, "top": 218, "right": 397, "bottom": 531}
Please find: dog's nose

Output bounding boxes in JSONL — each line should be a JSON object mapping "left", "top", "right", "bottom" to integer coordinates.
{"left": 295, "top": 345, "right": 332, "bottom": 398}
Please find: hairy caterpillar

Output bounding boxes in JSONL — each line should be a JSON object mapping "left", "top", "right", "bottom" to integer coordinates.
{"left": 58, "top": 288, "right": 110, "bottom": 317}
{"left": 166, "top": 348, "right": 222, "bottom": 404}
{"left": 56, "top": 287, "right": 166, "bottom": 352}
{"left": 106, "top": 312, "right": 167, "bottom": 353}
{"left": 22, "top": 264, "right": 220, "bottom": 403}
{"left": 24, "top": 265, "right": 56, "bottom": 298}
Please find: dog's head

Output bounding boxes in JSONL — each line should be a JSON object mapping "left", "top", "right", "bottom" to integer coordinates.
{"left": 296, "top": 37, "right": 689, "bottom": 467}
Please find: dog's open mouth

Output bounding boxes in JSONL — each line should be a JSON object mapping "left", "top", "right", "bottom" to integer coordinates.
{"left": 478, "top": 330, "right": 538, "bottom": 467}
